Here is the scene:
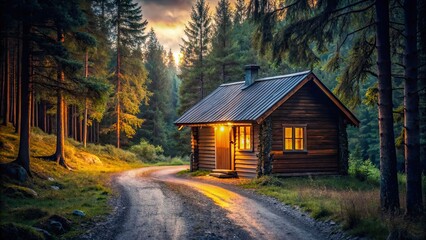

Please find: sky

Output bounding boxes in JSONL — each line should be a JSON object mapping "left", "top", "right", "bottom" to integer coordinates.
{"left": 137, "top": 0, "right": 223, "bottom": 63}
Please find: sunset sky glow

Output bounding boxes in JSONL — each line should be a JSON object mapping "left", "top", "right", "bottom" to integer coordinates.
{"left": 137, "top": 0, "right": 222, "bottom": 63}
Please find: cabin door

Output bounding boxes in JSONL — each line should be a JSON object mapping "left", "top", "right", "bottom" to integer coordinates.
{"left": 215, "top": 126, "right": 231, "bottom": 169}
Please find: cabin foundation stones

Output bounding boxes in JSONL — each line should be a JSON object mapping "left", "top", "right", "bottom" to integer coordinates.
{"left": 257, "top": 117, "right": 273, "bottom": 177}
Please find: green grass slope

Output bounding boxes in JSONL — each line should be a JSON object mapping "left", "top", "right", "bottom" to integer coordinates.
{"left": 0, "top": 125, "right": 144, "bottom": 238}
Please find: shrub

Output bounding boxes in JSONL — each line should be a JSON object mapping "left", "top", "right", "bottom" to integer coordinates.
{"left": 129, "top": 140, "right": 164, "bottom": 162}
{"left": 349, "top": 158, "right": 377, "bottom": 182}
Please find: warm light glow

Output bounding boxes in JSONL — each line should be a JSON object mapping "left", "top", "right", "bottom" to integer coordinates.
{"left": 219, "top": 126, "right": 225, "bottom": 132}
{"left": 238, "top": 126, "right": 251, "bottom": 150}
{"left": 178, "top": 125, "right": 183, "bottom": 131}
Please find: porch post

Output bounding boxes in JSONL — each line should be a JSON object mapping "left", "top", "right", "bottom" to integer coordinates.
{"left": 191, "top": 127, "right": 199, "bottom": 171}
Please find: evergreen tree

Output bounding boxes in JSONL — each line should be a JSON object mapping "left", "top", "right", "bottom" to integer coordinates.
{"left": 403, "top": 0, "right": 423, "bottom": 217}
{"left": 138, "top": 29, "right": 169, "bottom": 149}
{"left": 206, "top": 0, "right": 239, "bottom": 92}
{"left": 233, "top": 0, "right": 246, "bottom": 25}
{"left": 109, "top": 0, "right": 148, "bottom": 148}
{"left": 179, "top": 0, "right": 211, "bottom": 113}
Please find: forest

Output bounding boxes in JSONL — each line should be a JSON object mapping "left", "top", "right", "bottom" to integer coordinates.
{"left": 0, "top": 0, "right": 425, "bottom": 237}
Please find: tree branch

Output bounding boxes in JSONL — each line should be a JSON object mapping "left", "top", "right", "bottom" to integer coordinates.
{"left": 330, "top": 0, "right": 371, "bottom": 14}
{"left": 271, "top": 0, "right": 300, "bottom": 15}
{"left": 331, "top": 3, "right": 375, "bottom": 21}
{"left": 337, "top": 22, "right": 375, "bottom": 51}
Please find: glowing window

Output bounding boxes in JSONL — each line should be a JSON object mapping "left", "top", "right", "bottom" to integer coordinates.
{"left": 283, "top": 125, "right": 307, "bottom": 151}
{"left": 237, "top": 126, "right": 252, "bottom": 151}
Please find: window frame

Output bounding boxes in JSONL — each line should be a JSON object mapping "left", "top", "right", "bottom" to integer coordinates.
{"left": 236, "top": 125, "right": 253, "bottom": 152}
{"left": 282, "top": 124, "right": 307, "bottom": 152}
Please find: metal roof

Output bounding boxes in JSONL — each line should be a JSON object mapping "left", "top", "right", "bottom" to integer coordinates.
{"left": 175, "top": 70, "right": 312, "bottom": 125}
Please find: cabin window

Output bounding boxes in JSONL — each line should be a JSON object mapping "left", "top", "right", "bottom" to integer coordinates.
{"left": 237, "top": 126, "right": 252, "bottom": 151}
{"left": 282, "top": 125, "right": 307, "bottom": 151}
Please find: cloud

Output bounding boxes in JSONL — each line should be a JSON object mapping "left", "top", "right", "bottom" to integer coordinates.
{"left": 139, "top": 0, "right": 193, "bottom": 9}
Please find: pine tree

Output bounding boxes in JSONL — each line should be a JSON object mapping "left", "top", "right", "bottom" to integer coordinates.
{"left": 207, "top": 0, "right": 239, "bottom": 92}
{"left": 110, "top": 0, "right": 148, "bottom": 148}
{"left": 403, "top": 0, "right": 423, "bottom": 217}
{"left": 179, "top": 0, "right": 211, "bottom": 113}
{"left": 233, "top": 0, "right": 246, "bottom": 25}
{"left": 138, "top": 29, "right": 169, "bottom": 148}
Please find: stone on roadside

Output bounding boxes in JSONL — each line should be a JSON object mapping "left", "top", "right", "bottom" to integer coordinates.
{"left": 51, "top": 186, "right": 60, "bottom": 190}
{"left": 33, "top": 227, "right": 53, "bottom": 240}
{"left": 0, "top": 163, "right": 28, "bottom": 182}
{"left": 72, "top": 210, "right": 86, "bottom": 217}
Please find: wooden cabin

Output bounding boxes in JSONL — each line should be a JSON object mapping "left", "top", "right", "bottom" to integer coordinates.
{"left": 175, "top": 65, "right": 359, "bottom": 178}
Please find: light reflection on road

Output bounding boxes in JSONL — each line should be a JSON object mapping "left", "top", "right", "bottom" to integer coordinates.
{"left": 149, "top": 166, "right": 322, "bottom": 240}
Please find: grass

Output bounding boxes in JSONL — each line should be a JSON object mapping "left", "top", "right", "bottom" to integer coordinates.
{"left": 242, "top": 174, "right": 425, "bottom": 239}
{"left": 0, "top": 125, "right": 145, "bottom": 238}
{"left": 177, "top": 169, "right": 211, "bottom": 177}
{"left": 151, "top": 156, "right": 190, "bottom": 166}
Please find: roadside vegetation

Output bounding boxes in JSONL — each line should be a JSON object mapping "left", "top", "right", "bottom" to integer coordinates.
{"left": 243, "top": 158, "right": 426, "bottom": 240}
{"left": 0, "top": 125, "right": 187, "bottom": 239}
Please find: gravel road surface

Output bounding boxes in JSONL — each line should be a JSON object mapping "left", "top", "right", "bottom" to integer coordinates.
{"left": 79, "top": 166, "right": 352, "bottom": 240}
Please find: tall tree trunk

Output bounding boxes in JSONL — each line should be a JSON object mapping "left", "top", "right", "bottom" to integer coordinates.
{"left": 375, "top": 0, "right": 400, "bottom": 213}
{"left": 116, "top": 31, "right": 121, "bottom": 149}
{"left": 83, "top": 50, "right": 88, "bottom": 148}
{"left": 15, "top": 31, "right": 21, "bottom": 134}
{"left": 404, "top": 0, "right": 423, "bottom": 217}
{"left": 2, "top": 36, "right": 10, "bottom": 126}
{"left": 11, "top": 45, "right": 16, "bottom": 126}
{"left": 53, "top": 28, "right": 69, "bottom": 169}
{"left": 30, "top": 89, "right": 35, "bottom": 127}
{"left": 418, "top": 0, "right": 426, "bottom": 176}
{"left": 14, "top": 18, "right": 31, "bottom": 176}
{"left": 43, "top": 102, "right": 47, "bottom": 132}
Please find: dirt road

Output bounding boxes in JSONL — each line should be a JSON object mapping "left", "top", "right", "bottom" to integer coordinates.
{"left": 80, "top": 166, "right": 348, "bottom": 240}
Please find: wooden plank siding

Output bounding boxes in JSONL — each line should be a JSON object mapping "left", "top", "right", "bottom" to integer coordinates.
{"left": 235, "top": 124, "right": 259, "bottom": 178}
{"left": 270, "top": 81, "right": 340, "bottom": 174}
{"left": 198, "top": 127, "right": 215, "bottom": 170}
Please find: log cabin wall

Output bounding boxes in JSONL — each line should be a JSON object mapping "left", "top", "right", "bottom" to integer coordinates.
{"left": 270, "top": 81, "right": 340, "bottom": 174}
{"left": 234, "top": 124, "right": 260, "bottom": 178}
{"left": 197, "top": 126, "right": 215, "bottom": 170}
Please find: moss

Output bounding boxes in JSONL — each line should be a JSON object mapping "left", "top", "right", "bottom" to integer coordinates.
{"left": 13, "top": 208, "right": 49, "bottom": 220}
{"left": 0, "top": 223, "right": 45, "bottom": 240}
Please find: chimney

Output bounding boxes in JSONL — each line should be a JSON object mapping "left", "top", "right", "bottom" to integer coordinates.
{"left": 244, "top": 64, "right": 260, "bottom": 87}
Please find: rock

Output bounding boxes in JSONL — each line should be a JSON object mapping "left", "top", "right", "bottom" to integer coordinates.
{"left": 73, "top": 210, "right": 86, "bottom": 217}
{"left": 0, "top": 223, "right": 44, "bottom": 240}
{"left": 329, "top": 221, "right": 336, "bottom": 226}
{"left": 47, "top": 177, "right": 55, "bottom": 181}
{"left": 48, "top": 215, "right": 72, "bottom": 230}
{"left": 48, "top": 220, "right": 64, "bottom": 233}
{"left": 75, "top": 152, "right": 102, "bottom": 165}
{"left": 33, "top": 227, "right": 53, "bottom": 240}
{"left": 3, "top": 184, "right": 38, "bottom": 198}
{"left": 51, "top": 186, "right": 60, "bottom": 190}
{"left": 0, "top": 163, "right": 28, "bottom": 182}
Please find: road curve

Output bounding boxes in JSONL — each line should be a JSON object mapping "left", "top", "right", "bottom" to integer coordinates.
{"left": 80, "top": 166, "right": 341, "bottom": 240}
